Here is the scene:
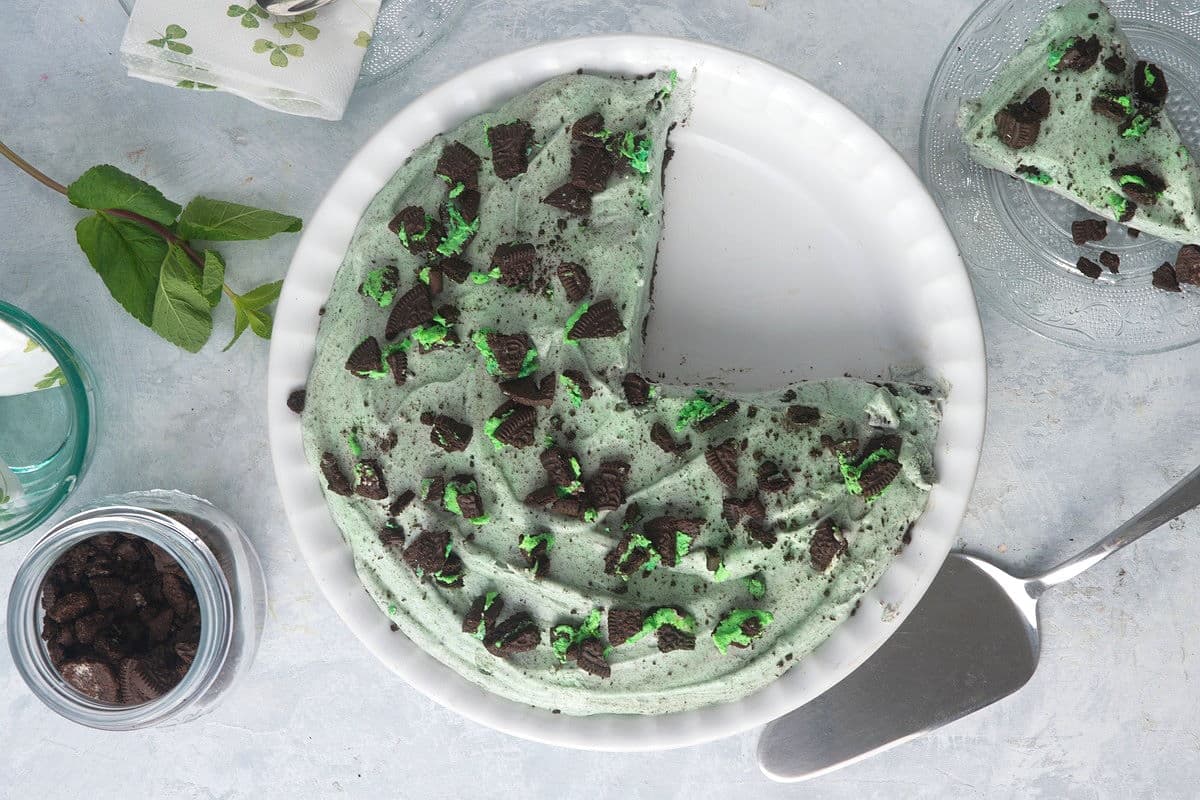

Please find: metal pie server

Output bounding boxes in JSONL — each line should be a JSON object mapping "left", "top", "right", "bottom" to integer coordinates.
{"left": 757, "top": 462, "right": 1200, "bottom": 782}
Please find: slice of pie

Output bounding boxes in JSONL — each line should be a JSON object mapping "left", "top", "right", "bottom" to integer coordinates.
{"left": 959, "top": 0, "right": 1200, "bottom": 245}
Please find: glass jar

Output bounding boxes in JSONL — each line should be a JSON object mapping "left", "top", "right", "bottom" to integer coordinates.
{"left": 6, "top": 490, "right": 266, "bottom": 729}
{"left": 0, "top": 301, "right": 96, "bottom": 543}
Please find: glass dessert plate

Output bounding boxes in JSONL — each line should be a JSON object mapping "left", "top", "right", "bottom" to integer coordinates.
{"left": 921, "top": 0, "right": 1200, "bottom": 354}
{"left": 116, "top": 0, "right": 462, "bottom": 87}
{"left": 266, "top": 36, "right": 987, "bottom": 751}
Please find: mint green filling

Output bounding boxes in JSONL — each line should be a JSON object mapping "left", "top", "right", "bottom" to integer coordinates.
{"left": 484, "top": 410, "right": 511, "bottom": 451}
{"left": 583, "top": 508, "right": 598, "bottom": 523}
{"left": 1118, "top": 174, "right": 1149, "bottom": 188}
{"left": 675, "top": 531, "right": 693, "bottom": 562}
{"left": 412, "top": 319, "right": 451, "bottom": 348}
{"left": 616, "top": 533, "right": 660, "bottom": 575}
{"left": 1022, "top": 169, "right": 1053, "bottom": 186}
{"left": 472, "top": 591, "right": 501, "bottom": 639}
{"left": 745, "top": 576, "right": 766, "bottom": 600}
{"left": 625, "top": 607, "right": 697, "bottom": 646}
{"left": 347, "top": 431, "right": 362, "bottom": 457}
{"left": 436, "top": 204, "right": 479, "bottom": 257}
{"left": 1107, "top": 192, "right": 1130, "bottom": 216}
{"left": 361, "top": 266, "right": 397, "bottom": 307}
{"left": 448, "top": 181, "right": 465, "bottom": 199}
{"left": 1144, "top": 65, "right": 1156, "bottom": 88}
{"left": 838, "top": 447, "right": 899, "bottom": 496}
{"left": 1046, "top": 37, "right": 1076, "bottom": 71}
{"left": 675, "top": 390, "right": 730, "bottom": 431}
{"left": 563, "top": 302, "right": 590, "bottom": 342}
{"left": 617, "top": 131, "right": 652, "bottom": 175}
{"left": 444, "top": 479, "right": 483, "bottom": 523}
{"left": 469, "top": 267, "right": 502, "bottom": 285}
{"left": 712, "top": 609, "right": 774, "bottom": 654}
{"left": 551, "top": 609, "right": 603, "bottom": 663}
{"left": 1123, "top": 115, "right": 1152, "bottom": 139}
{"left": 1111, "top": 94, "right": 1133, "bottom": 111}
{"left": 519, "top": 532, "right": 555, "bottom": 553}
{"left": 560, "top": 374, "right": 583, "bottom": 407}
{"left": 714, "top": 563, "right": 730, "bottom": 582}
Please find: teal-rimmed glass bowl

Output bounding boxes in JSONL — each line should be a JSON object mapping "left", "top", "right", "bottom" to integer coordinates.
{"left": 0, "top": 301, "right": 96, "bottom": 543}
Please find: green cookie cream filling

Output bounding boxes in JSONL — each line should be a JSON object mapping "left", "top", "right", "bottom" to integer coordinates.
{"left": 676, "top": 391, "right": 731, "bottom": 431}
{"left": 361, "top": 266, "right": 398, "bottom": 307}
{"left": 712, "top": 609, "right": 774, "bottom": 655}
{"left": 563, "top": 302, "right": 590, "bottom": 342}
{"left": 560, "top": 373, "right": 583, "bottom": 407}
{"left": 473, "top": 590, "right": 500, "bottom": 639}
{"left": 1046, "top": 37, "right": 1076, "bottom": 71}
{"left": 838, "top": 447, "right": 899, "bottom": 496}
{"left": 519, "top": 532, "right": 555, "bottom": 553}
{"left": 624, "top": 607, "right": 697, "bottom": 646}
{"left": 551, "top": 609, "right": 603, "bottom": 663}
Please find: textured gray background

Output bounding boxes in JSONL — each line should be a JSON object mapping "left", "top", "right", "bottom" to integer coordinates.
{"left": 2, "top": 0, "right": 1199, "bottom": 797}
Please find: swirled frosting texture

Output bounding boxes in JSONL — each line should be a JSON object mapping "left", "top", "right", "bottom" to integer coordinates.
{"left": 302, "top": 72, "right": 942, "bottom": 715}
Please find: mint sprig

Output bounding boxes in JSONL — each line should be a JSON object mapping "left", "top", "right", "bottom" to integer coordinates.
{"left": 1, "top": 142, "right": 301, "bottom": 353}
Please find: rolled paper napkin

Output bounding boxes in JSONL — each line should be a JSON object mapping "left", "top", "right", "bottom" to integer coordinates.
{"left": 119, "top": 0, "right": 382, "bottom": 121}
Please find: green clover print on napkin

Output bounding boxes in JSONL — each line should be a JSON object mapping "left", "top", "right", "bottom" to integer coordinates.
{"left": 177, "top": 81, "right": 218, "bottom": 90}
{"left": 274, "top": 11, "right": 321, "bottom": 41}
{"left": 253, "top": 39, "right": 305, "bottom": 67}
{"left": 148, "top": 24, "right": 193, "bottom": 55}
{"left": 227, "top": 4, "right": 269, "bottom": 28}
{"left": 354, "top": 31, "right": 371, "bottom": 48}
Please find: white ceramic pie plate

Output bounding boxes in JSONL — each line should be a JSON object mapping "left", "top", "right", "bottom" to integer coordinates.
{"left": 267, "top": 35, "right": 987, "bottom": 751}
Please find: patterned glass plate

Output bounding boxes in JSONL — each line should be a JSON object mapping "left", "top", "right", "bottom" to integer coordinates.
{"left": 921, "top": 0, "right": 1200, "bottom": 353}
{"left": 117, "top": 0, "right": 462, "bottom": 87}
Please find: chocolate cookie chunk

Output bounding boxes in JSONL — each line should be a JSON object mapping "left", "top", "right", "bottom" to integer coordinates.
{"left": 499, "top": 374, "right": 556, "bottom": 407}
{"left": 607, "top": 608, "right": 645, "bottom": 647}
{"left": 345, "top": 337, "right": 384, "bottom": 378}
{"left": 696, "top": 401, "right": 739, "bottom": 432}
{"left": 386, "top": 285, "right": 435, "bottom": 340}
{"left": 1071, "top": 218, "right": 1108, "bottom": 245}
{"left": 810, "top": 520, "right": 847, "bottom": 572}
{"left": 487, "top": 121, "right": 534, "bottom": 180}
{"left": 1135, "top": 61, "right": 1168, "bottom": 106}
{"left": 484, "top": 613, "right": 540, "bottom": 657}
{"left": 786, "top": 405, "right": 820, "bottom": 425}
{"left": 1099, "top": 251, "right": 1120, "bottom": 273}
{"left": 994, "top": 102, "right": 1042, "bottom": 150}
{"left": 403, "top": 529, "right": 453, "bottom": 577}
{"left": 556, "top": 262, "right": 591, "bottom": 304}
{"left": 705, "top": 439, "right": 740, "bottom": 490}
{"left": 1153, "top": 262, "right": 1182, "bottom": 292}
{"left": 1059, "top": 35, "right": 1101, "bottom": 72}
{"left": 389, "top": 206, "right": 443, "bottom": 255}
{"left": 757, "top": 461, "right": 794, "bottom": 493}
{"left": 570, "top": 144, "right": 615, "bottom": 193}
{"left": 286, "top": 389, "right": 306, "bottom": 414}
{"left": 436, "top": 141, "right": 482, "bottom": 190}
{"left": 353, "top": 459, "right": 388, "bottom": 500}
{"left": 543, "top": 183, "right": 593, "bottom": 216}
{"left": 1111, "top": 165, "right": 1166, "bottom": 206}
{"left": 439, "top": 257, "right": 472, "bottom": 284}
{"left": 423, "top": 414, "right": 473, "bottom": 453}
{"left": 622, "top": 373, "right": 652, "bottom": 407}
{"left": 567, "top": 637, "right": 611, "bottom": 678}
{"left": 320, "top": 453, "right": 354, "bottom": 497}
{"left": 491, "top": 402, "right": 538, "bottom": 448}
{"left": 486, "top": 332, "right": 536, "bottom": 378}
{"left": 1104, "top": 54, "right": 1127, "bottom": 74}
{"left": 463, "top": 593, "right": 504, "bottom": 637}
{"left": 566, "top": 299, "right": 625, "bottom": 340}
{"left": 650, "top": 422, "right": 688, "bottom": 455}
{"left": 561, "top": 369, "right": 594, "bottom": 400}
{"left": 1076, "top": 257, "right": 1102, "bottom": 280}
{"left": 722, "top": 494, "right": 766, "bottom": 527}
{"left": 1175, "top": 245, "right": 1200, "bottom": 285}
{"left": 492, "top": 243, "right": 536, "bottom": 288}
{"left": 588, "top": 460, "right": 630, "bottom": 511}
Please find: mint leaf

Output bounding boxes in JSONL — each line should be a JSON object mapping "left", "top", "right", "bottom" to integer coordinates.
{"left": 151, "top": 245, "right": 213, "bottom": 353}
{"left": 238, "top": 279, "right": 283, "bottom": 309}
{"left": 178, "top": 197, "right": 301, "bottom": 241}
{"left": 67, "top": 165, "right": 182, "bottom": 225}
{"left": 223, "top": 280, "right": 282, "bottom": 350}
{"left": 201, "top": 250, "right": 226, "bottom": 308}
{"left": 75, "top": 212, "right": 168, "bottom": 326}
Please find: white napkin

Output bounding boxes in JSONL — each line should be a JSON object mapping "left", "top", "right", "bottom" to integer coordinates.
{"left": 120, "top": 0, "right": 382, "bottom": 121}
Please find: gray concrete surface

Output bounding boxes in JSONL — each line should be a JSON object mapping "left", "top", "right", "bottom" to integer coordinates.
{"left": 2, "top": 0, "right": 1198, "bottom": 797}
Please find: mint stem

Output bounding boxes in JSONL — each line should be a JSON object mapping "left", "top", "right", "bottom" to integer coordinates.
{"left": 0, "top": 139, "right": 68, "bottom": 196}
{"left": 102, "top": 208, "right": 206, "bottom": 271}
